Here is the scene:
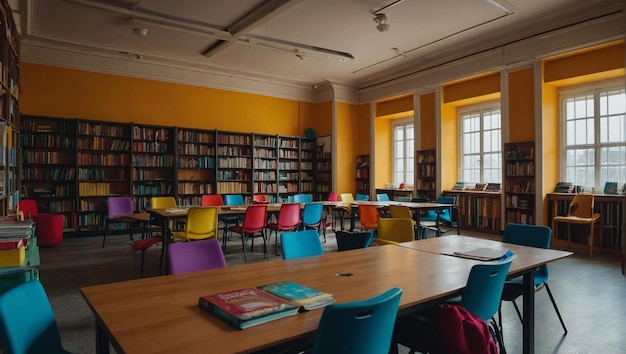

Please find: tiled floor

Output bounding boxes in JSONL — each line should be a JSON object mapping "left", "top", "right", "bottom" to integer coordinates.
{"left": 38, "top": 227, "right": 626, "bottom": 354}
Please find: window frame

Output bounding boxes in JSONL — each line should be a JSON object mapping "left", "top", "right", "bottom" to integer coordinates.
{"left": 391, "top": 118, "right": 415, "bottom": 187}
{"left": 558, "top": 78, "right": 626, "bottom": 190}
{"left": 457, "top": 101, "right": 502, "bottom": 184}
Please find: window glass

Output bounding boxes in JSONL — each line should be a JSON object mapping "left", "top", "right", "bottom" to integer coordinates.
{"left": 392, "top": 120, "right": 415, "bottom": 186}
{"left": 459, "top": 102, "right": 502, "bottom": 184}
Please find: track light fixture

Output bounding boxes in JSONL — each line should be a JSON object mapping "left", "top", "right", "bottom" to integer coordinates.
{"left": 373, "top": 13, "right": 390, "bottom": 32}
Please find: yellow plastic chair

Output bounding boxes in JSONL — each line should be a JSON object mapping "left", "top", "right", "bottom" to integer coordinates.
{"left": 552, "top": 194, "right": 601, "bottom": 257}
{"left": 150, "top": 196, "right": 177, "bottom": 209}
{"left": 332, "top": 193, "right": 354, "bottom": 231}
{"left": 388, "top": 205, "right": 417, "bottom": 236}
{"left": 375, "top": 218, "right": 415, "bottom": 245}
{"left": 172, "top": 207, "right": 219, "bottom": 242}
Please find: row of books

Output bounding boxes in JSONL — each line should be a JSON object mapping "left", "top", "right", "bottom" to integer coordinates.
{"left": 198, "top": 281, "right": 334, "bottom": 329}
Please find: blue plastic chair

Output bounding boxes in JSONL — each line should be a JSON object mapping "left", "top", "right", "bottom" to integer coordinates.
{"left": 293, "top": 194, "right": 313, "bottom": 203}
{"left": 223, "top": 194, "right": 245, "bottom": 206}
{"left": 419, "top": 196, "right": 456, "bottom": 238}
{"left": 301, "top": 202, "right": 325, "bottom": 241}
{"left": 0, "top": 280, "right": 74, "bottom": 354}
{"left": 355, "top": 193, "right": 369, "bottom": 201}
{"left": 312, "top": 287, "right": 403, "bottom": 354}
{"left": 377, "top": 193, "right": 391, "bottom": 201}
{"left": 499, "top": 223, "right": 567, "bottom": 335}
{"left": 280, "top": 230, "right": 324, "bottom": 260}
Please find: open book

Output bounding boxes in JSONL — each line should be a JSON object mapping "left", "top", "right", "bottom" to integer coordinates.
{"left": 258, "top": 281, "right": 335, "bottom": 311}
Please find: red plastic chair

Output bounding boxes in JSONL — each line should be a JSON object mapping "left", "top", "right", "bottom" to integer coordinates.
{"left": 201, "top": 194, "right": 224, "bottom": 206}
{"left": 18, "top": 200, "right": 64, "bottom": 246}
{"left": 267, "top": 203, "right": 301, "bottom": 256}
{"left": 228, "top": 204, "right": 268, "bottom": 262}
{"left": 252, "top": 194, "right": 268, "bottom": 203}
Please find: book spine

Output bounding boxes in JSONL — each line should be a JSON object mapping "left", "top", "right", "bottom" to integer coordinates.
{"left": 198, "top": 297, "right": 243, "bottom": 329}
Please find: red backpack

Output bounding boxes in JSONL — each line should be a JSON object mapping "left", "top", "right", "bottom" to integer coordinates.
{"left": 436, "top": 304, "right": 498, "bottom": 354}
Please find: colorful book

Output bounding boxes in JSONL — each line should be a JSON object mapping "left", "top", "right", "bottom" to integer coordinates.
{"left": 603, "top": 182, "right": 618, "bottom": 195}
{"left": 258, "top": 281, "right": 335, "bottom": 311}
{"left": 198, "top": 287, "right": 299, "bottom": 329}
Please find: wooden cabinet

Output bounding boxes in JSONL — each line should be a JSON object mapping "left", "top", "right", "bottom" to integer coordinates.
{"left": 77, "top": 120, "right": 132, "bottom": 230}
{"left": 20, "top": 117, "right": 76, "bottom": 229}
{"left": 253, "top": 134, "right": 278, "bottom": 202}
{"left": 415, "top": 149, "right": 436, "bottom": 200}
{"left": 0, "top": 2, "right": 20, "bottom": 216}
{"left": 216, "top": 131, "right": 252, "bottom": 200}
{"left": 443, "top": 190, "right": 502, "bottom": 233}
{"left": 355, "top": 154, "right": 370, "bottom": 196}
{"left": 504, "top": 142, "right": 535, "bottom": 225}
{"left": 176, "top": 128, "right": 216, "bottom": 206}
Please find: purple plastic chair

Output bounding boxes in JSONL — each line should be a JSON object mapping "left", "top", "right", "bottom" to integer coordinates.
{"left": 102, "top": 196, "right": 136, "bottom": 248}
{"left": 168, "top": 239, "right": 227, "bottom": 275}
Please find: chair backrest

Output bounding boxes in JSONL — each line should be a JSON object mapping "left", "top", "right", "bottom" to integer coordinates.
{"left": 275, "top": 203, "right": 300, "bottom": 230}
{"left": 568, "top": 194, "right": 595, "bottom": 218}
{"left": 185, "top": 207, "right": 219, "bottom": 240}
{"left": 461, "top": 259, "right": 513, "bottom": 321}
{"left": 388, "top": 205, "right": 412, "bottom": 219}
{"left": 0, "top": 280, "right": 67, "bottom": 354}
{"left": 359, "top": 205, "right": 380, "bottom": 230}
{"left": 435, "top": 196, "right": 456, "bottom": 222}
{"left": 302, "top": 203, "right": 323, "bottom": 226}
{"left": 340, "top": 193, "right": 354, "bottom": 202}
{"left": 17, "top": 199, "right": 40, "bottom": 218}
{"left": 376, "top": 218, "right": 415, "bottom": 244}
{"left": 327, "top": 193, "right": 339, "bottom": 201}
{"left": 293, "top": 194, "right": 313, "bottom": 203}
{"left": 150, "top": 196, "right": 177, "bottom": 209}
{"left": 311, "top": 287, "right": 403, "bottom": 354}
{"left": 336, "top": 230, "right": 374, "bottom": 251}
{"left": 201, "top": 194, "right": 224, "bottom": 206}
{"left": 168, "top": 239, "right": 227, "bottom": 275}
{"left": 252, "top": 194, "right": 268, "bottom": 203}
{"left": 107, "top": 196, "right": 134, "bottom": 220}
{"left": 355, "top": 193, "right": 370, "bottom": 201}
{"left": 376, "top": 193, "right": 390, "bottom": 201}
{"left": 242, "top": 204, "right": 267, "bottom": 232}
{"left": 281, "top": 230, "right": 324, "bottom": 259}
{"left": 503, "top": 223, "right": 551, "bottom": 283}
{"left": 223, "top": 194, "right": 245, "bottom": 206}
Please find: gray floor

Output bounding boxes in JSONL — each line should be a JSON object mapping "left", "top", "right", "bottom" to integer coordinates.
{"left": 38, "top": 226, "right": 626, "bottom": 354}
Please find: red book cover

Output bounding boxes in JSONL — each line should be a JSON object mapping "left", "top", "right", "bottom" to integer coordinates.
{"left": 199, "top": 287, "right": 299, "bottom": 329}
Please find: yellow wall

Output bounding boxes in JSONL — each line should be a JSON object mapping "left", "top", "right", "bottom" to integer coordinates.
{"left": 508, "top": 68, "right": 535, "bottom": 142}
{"left": 440, "top": 101, "right": 458, "bottom": 191}
{"left": 544, "top": 42, "right": 624, "bottom": 83}
{"left": 335, "top": 102, "right": 368, "bottom": 195}
{"left": 21, "top": 63, "right": 322, "bottom": 136}
{"left": 443, "top": 72, "right": 500, "bottom": 103}
{"left": 419, "top": 93, "right": 436, "bottom": 149}
{"left": 541, "top": 82, "right": 559, "bottom": 225}
{"left": 376, "top": 94, "right": 413, "bottom": 117}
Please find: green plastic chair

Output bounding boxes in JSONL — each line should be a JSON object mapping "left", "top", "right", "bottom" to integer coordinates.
{"left": 312, "top": 287, "right": 403, "bottom": 354}
{"left": 0, "top": 280, "right": 74, "bottom": 354}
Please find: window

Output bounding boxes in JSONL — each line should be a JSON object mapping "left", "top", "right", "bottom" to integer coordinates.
{"left": 459, "top": 103, "right": 502, "bottom": 184}
{"left": 392, "top": 120, "right": 414, "bottom": 186}
{"left": 560, "top": 81, "right": 626, "bottom": 189}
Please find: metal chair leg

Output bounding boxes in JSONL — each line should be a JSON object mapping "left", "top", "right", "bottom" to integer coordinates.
{"left": 545, "top": 283, "right": 568, "bottom": 335}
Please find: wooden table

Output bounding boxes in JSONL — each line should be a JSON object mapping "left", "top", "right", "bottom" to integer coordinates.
{"left": 81, "top": 237, "right": 571, "bottom": 354}
{"left": 400, "top": 235, "right": 572, "bottom": 353}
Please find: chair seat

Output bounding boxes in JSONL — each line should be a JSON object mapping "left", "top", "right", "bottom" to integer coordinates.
{"left": 553, "top": 214, "right": 600, "bottom": 224}
{"left": 131, "top": 236, "right": 163, "bottom": 252}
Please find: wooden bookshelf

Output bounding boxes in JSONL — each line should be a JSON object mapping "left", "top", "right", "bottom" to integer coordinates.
{"left": 253, "top": 134, "right": 278, "bottom": 203}
{"left": 20, "top": 116, "right": 76, "bottom": 229}
{"left": 504, "top": 141, "right": 535, "bottom": 225}
{"left": 176, "top": 127, "right": 216, "bottom": 206}
{"left": 132, "top": 124, "right": 175, "bottom": 210}
{"left": 300, "top": 139, "right": 315, "bottom": 198}
{"left": 355, "top": 154, "right": 370, "bottom": 196}
{"left": 443, "top": 190, "right": 502, "bottom": 233}
{"left": 76, "top": 120, "right": 132, "bottom": 231}
{"left": 278, "top": 136, "right": 300, "bottom": 201}
{"left": 416, "top": 149, "right": 436, "bottom": 200}
{"left": 0, "top": 2, "right": 20, "bottom": 216}
{"left": 217, "top": 131, "right": 252, "bottom": 201}
{"left": 315, "top": 140, "right": 332, "bottom": 201}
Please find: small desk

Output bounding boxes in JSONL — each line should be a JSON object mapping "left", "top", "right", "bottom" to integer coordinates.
{"left": 81, "top": 238, "right": 570, "bottom": 354}
{"left": 400, "top": 235, "right": 572, "bottom": 353}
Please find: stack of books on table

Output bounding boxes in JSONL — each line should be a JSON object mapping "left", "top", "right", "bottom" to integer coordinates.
{"left": 554, "top": 181, "right": 574, "bottom": 193}
{"left": 0, "top": 220, "right": 35, "bottom": 268}
{"left": 199, "top": 281, "right": 334, "bottom": 329}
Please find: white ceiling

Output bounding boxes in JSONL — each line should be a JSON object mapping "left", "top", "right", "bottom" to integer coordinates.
{"left": 10, "top": 0, "right": 625, "bottom": 89}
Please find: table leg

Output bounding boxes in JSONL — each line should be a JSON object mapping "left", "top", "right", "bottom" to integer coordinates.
{"left": 162, "top": 217, "right": 170, "bottom": 274}
{"left": 95, "top": 320, "right": 110, "bottom": 354}
{"left": 522, "top": 269, "right": 535, "bottom": 354}
{"left": 350, "top": 207, "right": 356, "bottom": 231}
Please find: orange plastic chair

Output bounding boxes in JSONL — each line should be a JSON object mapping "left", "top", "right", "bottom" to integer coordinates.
{"left": 552, "top": 194, "right": 601, "bottom": 257}
{"left": 358, "top": 204, "right": 380, "bottom": 231}
{"left": 228, "top": 204, "right": 268, "bottom": 262}
{"left": 267, "top": 203, "right": 301, "bottom": 256}
{"left": 171, "top": 207, "right": 219, "bottom": 242}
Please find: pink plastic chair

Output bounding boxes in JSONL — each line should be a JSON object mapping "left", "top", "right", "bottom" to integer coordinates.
{"left": 168, "top": 239, "right": 227, "bottom": 275}
{"left": 18, "top": 200, "right": 64, "bottom": 246}
{"left": 267, "top": 203, "right": 301, "bottom": 256}
{"left": 228, "top": 204, "right": 268, "bottom": 262}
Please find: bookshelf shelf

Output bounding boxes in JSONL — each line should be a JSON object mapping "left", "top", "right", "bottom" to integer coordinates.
{"left": 355, "top": 154, "right": 369, "bottom": 196}
{"left": 442, "top": 190, "right": 502, "bottom": 233}
{"left": 504, "top": 141, "right": 536, "bottom": 225}
{"left": 416, "top": 149, "right": 436, "bottom": 200}
{"left": 278, "top": 136, "right": 300, "bottom": 200}
{"left": 315, "top": 138, "right": 332, "bottom": 201}
{"left": 253, "top": 134, "right": 278, "bottom": 202}
{"left": 217, "top": 131, "right": 252, "bottom": 199}
{"left": 176, "top": 127, "right": 216, "bottom": 206}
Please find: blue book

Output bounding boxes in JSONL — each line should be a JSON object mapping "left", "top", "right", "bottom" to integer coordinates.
{"left": 258, "top": 281, "right": 334, "bottom": 311}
